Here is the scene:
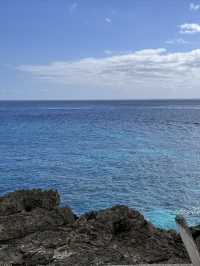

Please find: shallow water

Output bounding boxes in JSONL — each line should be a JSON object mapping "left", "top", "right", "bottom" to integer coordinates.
{"left": 0, "top": 100, "right": 200, "bottom": 229}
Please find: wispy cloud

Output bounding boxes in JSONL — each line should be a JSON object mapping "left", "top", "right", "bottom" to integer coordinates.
{"left": 104, "top": 49, "right": 132, "bottom": 55}
{"left": 104, "top": 50, "right": 113, "bottom": 55}
{"left": 105, "top": 17, "right": 112, "bottom": 23}
{"left": 17, "top": 49, "right": 200, "bottom": 95}
{"left": 190, "top": 3, "right": 200, "bottom": 11}
{"left": 69, "top": 2, "right": 78, "bottom": 13}
{"left": 180, "top": 23, "right": 200, "bottom": 34}
{"left": 165, "top": 38, "right": 189, "bottom": 45}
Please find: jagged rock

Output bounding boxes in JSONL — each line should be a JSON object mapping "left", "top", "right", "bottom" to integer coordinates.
{"left": 0, "top": 189, "right": 194, "bottom": 265}
{"left": 0, "top": 244, "right": 23, "bottom": 264}
{"left": 0, "top": 189, "right": 60, "bottom": 215}
{"left": 0, "top": 207, "right": 74, "bottom": 241}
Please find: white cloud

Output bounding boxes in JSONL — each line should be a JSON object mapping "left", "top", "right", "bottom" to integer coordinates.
{"left": 165, "top": 38, "right": 189, "bottom": 45}
{"left": 105, "top": 17, "right": 112, "bottom": 23}
{"left": 69, "top": 2, "right": 78, "bottom": 13}
{"left": 190, "top": 3, "right": 200, "bottom": 11}
{"left": 16, "top": 49, "right": 200, "bottom": 97}
{"left": 180, "top": 23, "right": 200, "bottom": 34}
{"left": 104, "top": 49, "right": 132, "bottom": 55}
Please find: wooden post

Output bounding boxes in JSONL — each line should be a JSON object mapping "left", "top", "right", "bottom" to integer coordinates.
{"left": 176, "top": 215, "right": 200, "bottom": 266}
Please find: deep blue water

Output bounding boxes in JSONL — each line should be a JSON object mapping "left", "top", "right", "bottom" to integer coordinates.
{"left": 1, "top": 100, "right": 200, "bottom": 229}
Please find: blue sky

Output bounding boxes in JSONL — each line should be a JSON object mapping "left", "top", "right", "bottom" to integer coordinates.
{"left": 1, "top": 0, "right": 200, "bottom": 99}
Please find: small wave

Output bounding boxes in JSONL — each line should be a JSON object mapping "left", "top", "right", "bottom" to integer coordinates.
{"left": 134, "top": 106, "right": 200, "bottom": 110}
{"left": 42, "top": 107, "right": 92, "bottom": 110}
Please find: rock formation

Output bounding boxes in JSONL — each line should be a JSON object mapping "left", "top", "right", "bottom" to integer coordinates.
{"left": 0, "top": 189, "right": 195, "bottom": 265}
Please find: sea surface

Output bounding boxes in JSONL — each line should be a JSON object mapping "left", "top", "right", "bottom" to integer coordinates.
{"left": 0, "top": 100, "right": 200, "bottom": 229}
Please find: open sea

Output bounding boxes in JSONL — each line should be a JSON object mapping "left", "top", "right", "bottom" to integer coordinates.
{"left": 0, "top": 100, "right": 200, "bottom": 229}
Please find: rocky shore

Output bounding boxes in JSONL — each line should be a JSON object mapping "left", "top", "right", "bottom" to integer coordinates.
{"left": 0, "top": 189, "right": 198, "bottom": 265}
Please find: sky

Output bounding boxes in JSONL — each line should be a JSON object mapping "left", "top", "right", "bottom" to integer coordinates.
{"left": 1, "top": 0, "right": 200, "bottom": 100}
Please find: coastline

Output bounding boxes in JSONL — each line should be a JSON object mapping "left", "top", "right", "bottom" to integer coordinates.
{"left": 0, "top": 189, "right": 196, "bottom": 265}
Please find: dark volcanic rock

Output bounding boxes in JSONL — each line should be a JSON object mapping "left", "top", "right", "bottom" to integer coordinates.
{"left": 0, "top": 189, "right": 193, "bottom": 265}
{"left": 0, "top": 207, "right": 74, "bottom": 241}
{"left": 0, "top": 189, "right": 60, "bottom": 215}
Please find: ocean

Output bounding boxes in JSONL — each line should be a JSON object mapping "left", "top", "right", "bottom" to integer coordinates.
{"left": 0, "top": 100, "right": 200, "bottom": 229}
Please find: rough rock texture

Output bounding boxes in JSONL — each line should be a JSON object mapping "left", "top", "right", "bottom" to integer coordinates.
{"left": 0, "top": 189, "right": 195, "bottom": 265}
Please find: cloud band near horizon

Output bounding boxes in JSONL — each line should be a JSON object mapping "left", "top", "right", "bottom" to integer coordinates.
{"left": 16, "top": 48, "right": 200, "bottom": 97}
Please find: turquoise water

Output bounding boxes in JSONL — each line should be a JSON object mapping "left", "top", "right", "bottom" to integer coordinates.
{"left": 0, "top": 100, "right": 200, "bottom": 228}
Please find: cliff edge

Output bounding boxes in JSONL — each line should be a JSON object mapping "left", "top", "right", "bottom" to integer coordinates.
{"left": 0, "top": 189, "right": 196, "bottom": 265}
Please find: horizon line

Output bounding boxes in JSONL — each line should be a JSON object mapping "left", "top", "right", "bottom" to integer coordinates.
{"left": 1, "top": 98, "right": 200, "bottom": 102}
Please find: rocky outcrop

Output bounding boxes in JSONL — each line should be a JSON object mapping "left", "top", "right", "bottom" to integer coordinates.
{"left": 0, "top": 189, "right": 195, "bottom": 265}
